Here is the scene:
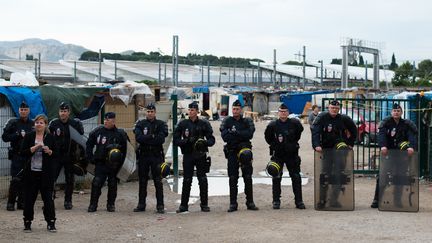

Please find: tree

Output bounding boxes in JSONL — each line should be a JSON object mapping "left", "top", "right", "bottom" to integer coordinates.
{"left": 389, "top": 53, "right": 398, "bottom": 70}
{"left": 331, "top": 58, "right": 342, "bottom": 65}
{"left": 283, "top": 60, "right": 302, "bottom": 65}
{"left": 417, "top": 59, "right": 432, "bottom": 79}
{"left": 392, "top": 61, "right": 413, "bottom": 86}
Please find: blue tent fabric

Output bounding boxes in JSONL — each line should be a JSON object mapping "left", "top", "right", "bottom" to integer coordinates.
{"left": 0, "top": 87, "right": 47, "bottom": 119}
{"left": 193, "top": 86, "right": 209, "bottom": 93}
{"left": 77, "top": 95, "right": 105, "bottom": 120}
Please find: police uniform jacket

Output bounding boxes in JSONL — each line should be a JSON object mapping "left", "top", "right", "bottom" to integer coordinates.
{"left": 134, "top": 118, "right": 168, "bottom": 155}
{"left": 173, "top": 118, "right": 215, "bottom": 154}
{"left": 2, "top": 118, "right": 34, "bottom": 153}
{"left": 312, "top": 111, "right": 357, "bottom": 149}
{"left": 49, "top": 118, "right": 84, "bottom": 156}
{"left": 220, "top": 116, "right": 255, "bottom": 150}
{"left": 265, "top": 118, "right": 303, "bottom": 157}
{"left": 86, "top": 125, "right": 128, "bottom": 164}
{"left": 378, "top": 116, "right": 418, "bottom": 150}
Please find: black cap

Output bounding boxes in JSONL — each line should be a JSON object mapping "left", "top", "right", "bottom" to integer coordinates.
{"left": 279, "top": 103, "right": 288, "bottom": 110}
{"left": 19, "top": 101, "right": 29, "bottom": 108}
{"left": 104, "top": 112, "right": 116, "bottom": 119}
{"left": 232, "top": 100, "right": 242, "bottom": 107}
{"left": 59, "top": 102, "right": 70, "bottom": 110}
{"left": 188, "top": 101, "right": 199, "bottom": 109}
{"left": 146, "top": 103, "right": 156, "bottom": 110}
{"left": 392, "top": 103, "right": 402, "bottom": 110}
{"left": 329, "top": 100, "right": 340, "bottom": 106}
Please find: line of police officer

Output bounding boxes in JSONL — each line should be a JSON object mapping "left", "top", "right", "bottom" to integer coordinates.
{"left": 3, "top": 99, "right": 419, "bottom": 231}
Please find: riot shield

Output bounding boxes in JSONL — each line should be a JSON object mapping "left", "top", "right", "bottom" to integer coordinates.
{"left": 69, "top": 126, "right": 90, "bottom": 176}
{"left": 378, "top": 150, "right": 419, "bottom": 212}
{"left": 69, "top": 125, "right": 136, "bottom": 182}
{"left": 314, "top": 149, "right": 354, "bottom": 211}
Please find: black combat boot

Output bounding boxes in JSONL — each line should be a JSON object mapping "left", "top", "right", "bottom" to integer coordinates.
{"left": 227, "top": 176, "right": 238, "bottom": 212}
{"left": 371, "top": 178, "right": 379, "bottom": 208}
{"left": 47, "top": 220, "right": 56, "bottom": 232}
{"left": 198, "top": 176, "right": 210, "bottom": 212}
{"left": 155, "top": 178, "right": 165, "bottom": 213}
{"left": 244, "top": 176, "right": 258, "bottom": 211}
{"left": 292, "top": 174, "right": 306, "bottom": 209}
{"left": 272, "top": 177, "right": 281, "bottom": 209}
{"left": 176, "top": 178, "right": 192, "bottom": 213}
{"left": 23, "top": 220, "right": 32, "bottom": 233}
{"left": 88, "top": 185, "right": 100, "bottom": 213}
{"left": 134, "top": 179, "right": 148, "bottom": 212}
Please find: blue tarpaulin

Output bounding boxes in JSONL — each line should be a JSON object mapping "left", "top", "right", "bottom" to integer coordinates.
{"left": 193, "top": 85, "right": 210, "bottom": 93}
{"left": 280, "top": 90, "right": 335, "bottom": 114}
{"left": 0, "top": 87, "right": 46, "bottom": 119}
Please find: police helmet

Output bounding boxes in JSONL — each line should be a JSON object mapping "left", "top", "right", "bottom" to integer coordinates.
{"left": 398, "top": 141, "right": 410, "bottom": 150}
{"left": 237, "top": 148, "right": 253, "bottom": 166}
{"left": 72, "top": 163, "right": 86, "bottom": 176}
{"left": 157, "top": 161, "right": 171, "bottom": 178}
{"left": 194, "top": 138, "right": 207, "bottom": 155}
{"left": 266, "top": 161, "right": 282, "bottom": 177}
{"left": 335, "top": 142, "right": 349, "bottom": 150}
{"left": 108, "top": 148, "right": 122, "bottom": 168}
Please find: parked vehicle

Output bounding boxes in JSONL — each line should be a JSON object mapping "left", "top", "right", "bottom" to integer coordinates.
{"left": 341, "top": 108, "right": 378, "bottom": 146}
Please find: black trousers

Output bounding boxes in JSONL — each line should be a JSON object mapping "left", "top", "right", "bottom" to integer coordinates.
{"left": 179, "top": 153, "right": 208, "bottom": 208}
{"left": 90, "top": 164, "right": 118, "bottom": 206}
{"left": 52, "top": 156, "right": 75, "bottom": 203}
{"left": 227, "top": 151, "right": 254, "bottom": 205}
{"left": 272, "top": 155, "right": 303, "bottom": 204}
{"left": 137, "top": 153, "right": 164, "bottom": 207}
{"left": 23, "top": 171, "right": 56, "bottom": 222}
{"left": 8, "top": 154, "right": 25, "bottom": 205}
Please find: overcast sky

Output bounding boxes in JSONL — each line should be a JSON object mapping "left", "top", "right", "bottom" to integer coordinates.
{"left": 2, "top": 0, "right": 431, "bottom": 64}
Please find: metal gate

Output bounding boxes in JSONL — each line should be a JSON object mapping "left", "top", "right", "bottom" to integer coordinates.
{"left": 321, "top": 98, "right": 415, "bottom": 174}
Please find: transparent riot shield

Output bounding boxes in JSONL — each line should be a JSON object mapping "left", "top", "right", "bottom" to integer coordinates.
{"left": 378, "top": 150, "right": 419, "bottom": 212}
{"left": 314, "top": 149, "right": 354, "bottom": 211}
{"left": 69, "top": 125, "right": 136, "bottom": 182}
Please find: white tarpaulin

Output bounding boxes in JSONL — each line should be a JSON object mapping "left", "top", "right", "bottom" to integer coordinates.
{"left": 3, "top": 71, "right": 39, "bottom": 86}
{"left": 109, "top": 81, "right": 153, "bottom": 105}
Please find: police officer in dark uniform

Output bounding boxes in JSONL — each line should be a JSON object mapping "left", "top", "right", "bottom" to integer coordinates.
{"left": 220, "top": 100, "right": 259, "bottom": 212}
{"left": 264, "top": 103, "right": 305, "bottom": 210}
{"left": 174, "top": 101, "right": 215, "bottom": 213}
{"left": 133, "top": 103, "right": 168, "bottom": 213}
{"left": 86, "top": 112, "right": 128, "bottom": 212}
{"left": 370, "top": 103, "right": 417, "bottom": 208}
{"left": 2, "top": 101, "right": 34, "bottom": 211}
{"left": 49, "top": 102, "right": 84, "bottom": 210}
{"left": 312, "top": 100, "right": 357, "bottom": 208}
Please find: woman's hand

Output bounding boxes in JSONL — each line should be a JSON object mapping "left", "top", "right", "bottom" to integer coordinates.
{"left": 42, "top": 146, "right": 53, "bottom": 156}
{"left": 31, "top": 143, "right": 43, "bottom": 153}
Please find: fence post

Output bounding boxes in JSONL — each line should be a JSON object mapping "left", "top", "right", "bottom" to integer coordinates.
{"left": 171, "top": 94, "right": 178, "bottom": 177}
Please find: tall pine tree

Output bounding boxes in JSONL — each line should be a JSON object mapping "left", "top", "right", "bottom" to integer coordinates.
{"left": 389, "top": 53, "right": 398, "bottom": 70}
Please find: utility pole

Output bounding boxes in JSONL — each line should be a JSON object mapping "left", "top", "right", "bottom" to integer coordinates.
{"left": 207, "top": 60, "right": 210, "bottom": 85}
{"left": 172, "top": 35, "right": 179, "bottom": 86}
{"left": 74, "top": 61, "right": 77, "bottom": 82}
{"left": 38, "top": 53, "right": 41, "bottom": 79}
{"left": 98, "top": 49, "right": 102, "bottom": 82}
{"left": 158, "top": 60, "right": 161, "bottom": 84}
{"left": 295, "top": 46, "right": 306, "bottom": 88}
{"left": 114, "top": 60, "right": 117, "bottom": 80}
{"left": 218, "top": 65, "right": 222, "bottom": 87}
{"left": 273, "top": 49, "right": 277, "bottom": 87}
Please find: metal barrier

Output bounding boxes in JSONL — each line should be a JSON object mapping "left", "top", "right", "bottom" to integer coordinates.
{"left": 322, "top": 98, "right": 413, "bottom": 174}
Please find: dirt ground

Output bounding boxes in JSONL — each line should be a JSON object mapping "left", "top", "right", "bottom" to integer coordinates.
{"left": 1, "top": 120, "right": 432, "bottom": 243}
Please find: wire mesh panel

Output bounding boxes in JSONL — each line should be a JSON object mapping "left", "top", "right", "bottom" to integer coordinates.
{"left": 0, "top": 105, "right": 15, "bottom": 198}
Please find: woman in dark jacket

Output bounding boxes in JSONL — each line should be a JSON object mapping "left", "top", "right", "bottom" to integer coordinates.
{"left": 20, "top": 114, "right": 56, "bottom": 233}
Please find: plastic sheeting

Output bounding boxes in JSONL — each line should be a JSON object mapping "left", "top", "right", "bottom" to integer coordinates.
{"left": 109, "top": 81, "right": 153, "bottom": 105}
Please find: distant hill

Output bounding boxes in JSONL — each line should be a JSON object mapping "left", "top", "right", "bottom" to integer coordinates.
{"left": 0, "top": 38, "right": 89, "bottom": 61}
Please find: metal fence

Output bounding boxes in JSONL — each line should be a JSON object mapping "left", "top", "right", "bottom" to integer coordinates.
{"left": 322, "top": 98, "right": 413, "bottom": 174}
